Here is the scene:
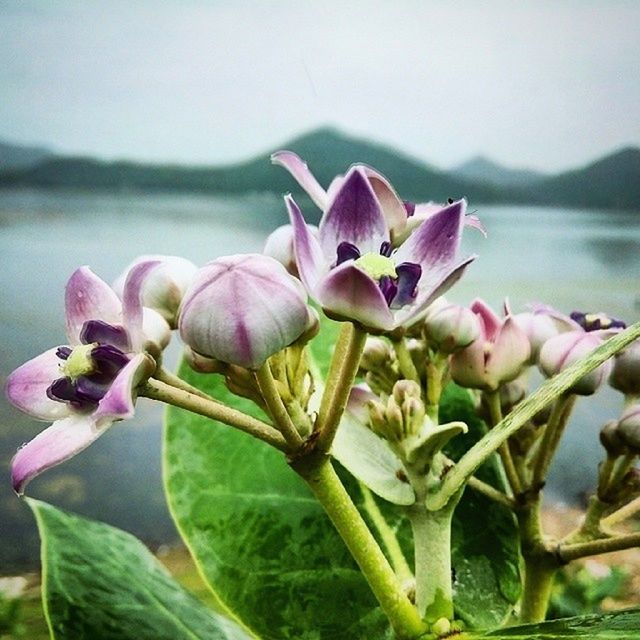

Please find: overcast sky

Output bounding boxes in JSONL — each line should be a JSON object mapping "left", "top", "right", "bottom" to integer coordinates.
{"left": 1, "top": 1, "right": 638, "bottom": 171}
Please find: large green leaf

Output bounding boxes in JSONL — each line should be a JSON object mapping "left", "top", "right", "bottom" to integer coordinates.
{"left": 475, "top": 607, "right": 640, "bottom": 638}
{"left": 164, "top": 320, "right": 520, "bottom": 638}
{"left": 28, "top": 499, "right": 249, "bottom": 640}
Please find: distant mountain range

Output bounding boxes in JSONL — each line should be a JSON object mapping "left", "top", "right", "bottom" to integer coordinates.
{"left": 0, "top": 140, "right": 54, "bottom": 170}
{"left": 0, "top": 128, "right": 638, "bottom": 211}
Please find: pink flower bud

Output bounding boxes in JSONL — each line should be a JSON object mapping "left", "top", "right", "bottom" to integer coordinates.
{"left": 449, "top": 299, "right": 530, "bottom": 391}
{"left": 423, "top": 303, "right": 481, "bottom": 354}
{"left": 178, "top": 254, "right": 318, "bottom": 370}
{"left": 539, "top": 331, "right": 612, "bottom": 395}
{"left": 263, "top": 223, "right": 318, "bottom": 278}
{"left": 610, "top": 339, "right": 640, "bottom": 396}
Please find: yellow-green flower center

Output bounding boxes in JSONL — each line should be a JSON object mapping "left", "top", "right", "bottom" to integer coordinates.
{"left": 62, "top": 343, "right": 97, "bottom": 380}
{"left": 354, "top": 253, "right": 397, "bottom": 280}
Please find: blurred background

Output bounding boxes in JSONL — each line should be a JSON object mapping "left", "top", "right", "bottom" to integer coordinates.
{"left": 1, "top": 0, "right": 639, "bottom": 617}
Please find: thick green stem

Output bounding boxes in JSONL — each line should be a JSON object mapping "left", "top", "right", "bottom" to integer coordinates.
{"left": 519, "top": 560, "right": 557, "bottom": 624}
{"left": 255, "top": 362, "right": 304, "bottom": 448}
{"left": 558, "top": 532, "right": 640, "bottom": 561}
{"left": 154, "top": 367, "right": 217, "bottom": 401}
{"left": 467, "top": 476, "right": 515, "bottom": 509}
{"left": 394, "top": 338, "right": 421, "bottom": 385}
{"left": 425, "top": 355, "right": 446, "bottom": 421}
{"left": 602, "top": 495, "right": 640, "bottom": 528}
{"left": 408, "top": 501, "right": 456, "bottom": 623}
{"left": 315, "top": 323, "right": 367, "bottom": 453}
{"left": 425, "top": 320, "right": 640, "bottom": 511}
{"left": 295, "top": 458, "right": 426, "bottom": 639}
{"left": 140, "top": 378, "right": 288, "bottom": 451}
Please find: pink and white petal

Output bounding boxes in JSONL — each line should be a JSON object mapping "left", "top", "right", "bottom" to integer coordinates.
{"left": 449, "top": 339, "right": 488, "bottom": 390}
{"left": 470, "top": 298, "right": 502, "bottom": 341}
{"left": 11, "top": 414, "right": 110, "bottom": 495}
{"left": 271, "top": 151, "right": 328, "bottom": 210}
{"left": 359, "top": 165, "right": 407, "bottom": 238}
{"left": 393, "top": 255, "right": 476, "bottom": 328}
{"left": 319, "top": 167, "right": 388, "bottom": 257}
{"left": 6, "top": 348, "right": 72, "bottom": 421}
{"left": 142, "top": 308, "right": 171, "bottom": 353}
{"left": 285, "top": 195, "right": 328, "bottom": 294}
{"left": 92, "top": 354, "right": 150, "bottom": 424}
{"left": 465, "top": 214, "right": 487, "bottom": 237}
{"left": 393, "top": 199, "right": 466, "bottom": 267}
{"left": 316, "top": 262, "right": 394, "bottom": 331}
{"left": 488, "top": 317, "right": 531, "bottom": 384}
{"left": 346, "top": 384, "right": 378, "bottom": 423}
{"left": 122, "top": 260, "right": 162, "bottom": 352}
{"left": 65, "top": 267, "right": 122, "bottom": 344}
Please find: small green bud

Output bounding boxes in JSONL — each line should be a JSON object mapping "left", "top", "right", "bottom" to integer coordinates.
{"left": 600, "top": 420, "right": 627, "bottom": 456}
{"left": 431, "top": 617, "right": 451, "bottom": 637}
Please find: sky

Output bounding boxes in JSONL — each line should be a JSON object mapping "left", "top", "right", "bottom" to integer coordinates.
{"left": 0, "top": 0, "right": 638, "bottom": 172}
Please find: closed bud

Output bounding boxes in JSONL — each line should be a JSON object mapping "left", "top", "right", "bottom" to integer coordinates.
{"left": 361, "top": 337, "right": 394, "bottom": 371}
{"left": 600, "top": 420, "right": 627, "bottom": 457}
{"left": 385, "top": 398, "right": 405, "bottom": 439}
{"left": 617, "top": 405, "right": 640, "bottom": 452}
{"left": 423, "top": 303, "right": 481, "bottom": 354}
{"left": 512, "top": 310, "right": 568, "bottom": 363}
{"left": 263, "top": 223, "right": 319, "bottom": 277}
{"left": 610, "top": 339, "right": 640, "bottom": 396}
{"left": 539, "top": 331, "right": 612, "bottom": 395}
{"left": 392, "top": 379, "right": 422, "bottom": 404}
{"left": 179, "top": 254, "right": 317, "bottom": 370}
{"left": 113, "top": 255, "right": 197, "bottom": 328}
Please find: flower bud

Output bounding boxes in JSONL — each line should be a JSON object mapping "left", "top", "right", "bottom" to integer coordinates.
{"left": 263, "top": 223, "right": 319, "bottom": 278}
{"left": 617, "top": 405, "right": 640, "bottom": 452}
{"left": 610, "top": 339, "right": 640, "bottom": 396}
{"left": 113, "top": 255, "right": 198, "bottom": 328}
{"left": 600, "top": 420, "right": 627, "bottom": 457}
{"left": 179, "top": 254, "right": 317, "bottom": 370}
{"left": 512, "top": 311, "right": 562, "bottom": 363}
{"left": 423, "top": 303, "right": 481, "bottom": 354}
{"left": 360, "top": 337, "right": 394, "bottom": 371}
{"left": 539, "top": 331, "right": 612, "bottom": 395}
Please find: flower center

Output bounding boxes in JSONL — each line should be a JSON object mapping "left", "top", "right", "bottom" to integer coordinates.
{"left": 354, "top": 253, "right": 397, "bottom": 280}
{"left": 570, "top": 311, "right": 626, "bottom": 332}
{"left": 61, "top": 343, "right": 97, "bottom": 380}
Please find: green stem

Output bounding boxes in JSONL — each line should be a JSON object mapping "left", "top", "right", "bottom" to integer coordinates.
{"left": 408, "top": 501, "right": 456, "bottom": 623}
{"left": 315, "top": 323, "right": 367, "bottom": 454}
{"left": 255, "top": 362, "right": 304, "bottom": 448}
{"left": 393, "top": 338, "right": 421, "bottom": 384}
{"left": 295, "top": 458, "right": 426, "bottom": 639}
{"left": 154, "top": 366, "right": 219, "bottom": 401}
{"left": 602, "top": 495, "right": 640, "bottom": 529}
{"left": 467, "top": 476, "right": 515, "bottom": 509}
{"left": 425, "top": 354, "right": 446, "bottom": 421}
{"left": 519, "top": 560, "right": 557, "bottom": 624}
{"left": 425, "top": 320, "right": 640, "bottom": 511}
{"left": 359, "top": 482, "right": 414, "bottom": 584}
{"left": 140, "top": 379, "right": 288, "bottom": 451}
{"left": 604, "top": 452, "right": 637, "bottom": 495}
{"left": 530, "top": 394, "right": 576, "bottom": 491}
{"left": 558, "top": 532, "right": 640, "bottom": 561}
{"left": 486, "top": 391, "right": 523, "bottom": 496}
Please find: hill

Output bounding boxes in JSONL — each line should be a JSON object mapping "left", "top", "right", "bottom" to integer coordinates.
{"left": 453, "top": 155, "right": 545, "bottom": 187}
{"left": 0, "top": 140, "right": 53, "bottom": 170}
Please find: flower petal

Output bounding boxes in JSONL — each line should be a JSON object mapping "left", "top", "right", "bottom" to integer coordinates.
{"left": 393, "top": 199, "right": 466, "bottom": 268}
{"left": 487, "top": 317, "right": 531, "bottom": 385}
{"left": 11, "top": 414, "right": 110, "bottom": 495}
{"left": 449, "top": 339, "right": 488, "bottom": 390}
{"left": 122, "top": 260, "right": 162, "bottom": 352}
{"left": 319, "top": 167, "right": 388, "bottom": 257}
{"left": 271, "top": 151, "right": 328, "bottom": 210}
{"left": 65, "top": 267, "right": 122, "bottom": 344}
{"left": 92, "top": 353, "right": 150, "bottom": 424}
{"left": 316, "top": 262, "right": 394, "bottom": 331}
{"left": 285, "top": 195, "right": 328, "bottom": 293}
{"left": 394, "top": 255, "right": 476, "bottom": 328}
{"left": 6, "top": 348, "right": 72, "bottom": 421}
{"left": 470, "top": 298, "right": 502, "bottom": 341}
{"left": 359, "top": 165, "right": 408, "bottom": 239}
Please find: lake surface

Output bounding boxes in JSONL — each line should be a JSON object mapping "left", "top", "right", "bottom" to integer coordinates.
{"left": 1, "top": 189, "right": 639, "bottom": 570}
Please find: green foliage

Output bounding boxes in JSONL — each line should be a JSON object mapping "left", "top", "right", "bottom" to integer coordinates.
{"left": 27, "top": 499, "right": 250, "bottom": 640}
{"left": 164, "top": 321, "right": 521, "bottom": 638}
{"left": 549, "top": 564, "right": 627, "bottom": 619}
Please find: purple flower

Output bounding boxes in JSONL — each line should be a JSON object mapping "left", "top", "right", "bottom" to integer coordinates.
{"left": 6, "top": 265, "right": 168, "bottom": 494}
{"left": 179, "top": 254, "right": 318, "bottom": 369}
{"left": 272, "top": 153, "right": 475, "bottom": 332}
{"left": 450, "top": 299, "right": 531, "bottom": 391}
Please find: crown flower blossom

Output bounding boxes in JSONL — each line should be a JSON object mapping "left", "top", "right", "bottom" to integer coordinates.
{"left": 178, "top": 254, "right": 318, "bottom": 370}
{"left": 450, "top": 299, "right": 531, "bottom": 391}
{"left": 272, "top": 153, "right": 475, "bottom": 332}
{"left": 6, "top": 264, "right": 169, "bottom": 494}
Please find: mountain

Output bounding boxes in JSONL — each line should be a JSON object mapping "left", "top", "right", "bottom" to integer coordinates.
{"left": 0, "top": 140, "right": 54, "bottom": 171}
{"left": 0, "top": 128, "right": 500, "bottom": 217}
{"left": 453, "top": 155, "right": 545, "bottom": 188}
{"left": 524, "top": 147, "right": 640, "bottom": 210}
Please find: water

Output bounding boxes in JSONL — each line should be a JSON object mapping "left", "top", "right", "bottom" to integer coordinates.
{"left": 1, "top": 190, "right": 638, "bottom": 570}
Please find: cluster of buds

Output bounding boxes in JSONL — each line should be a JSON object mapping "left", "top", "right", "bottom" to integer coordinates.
{"left": 368, "top": 380, "right": 425, "bottom": 443}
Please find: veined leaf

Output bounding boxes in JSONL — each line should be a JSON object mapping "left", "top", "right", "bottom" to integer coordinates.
{"left": 28, "top": 499, "right": 249, "bottom": 640}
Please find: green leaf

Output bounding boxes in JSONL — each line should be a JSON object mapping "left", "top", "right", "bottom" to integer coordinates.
{"left": 28, "top": 499, "right": 250, "bottom": 640}
{"left": 475, "top": 607, "right": 640, "bottom": 638}
{"left": 164, "top": 320, "right": 520, "bottom": 637}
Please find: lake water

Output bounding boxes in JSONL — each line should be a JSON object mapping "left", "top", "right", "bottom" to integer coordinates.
{"left": 1, "top": 189, "right": 639, "bottom": 571}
